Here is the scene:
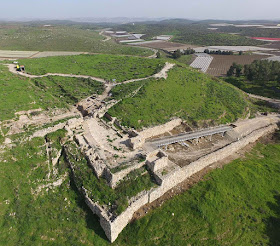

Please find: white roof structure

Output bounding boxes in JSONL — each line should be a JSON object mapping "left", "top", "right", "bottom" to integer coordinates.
{"left": 190, "top": 54, "right": 213, "bottom": 73}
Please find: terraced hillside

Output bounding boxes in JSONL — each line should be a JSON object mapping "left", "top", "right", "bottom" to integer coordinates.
{"left": 108, "top": 66, "right": 249, "bottom": 129}
{"left": 18, "top": 54, "right": 164, "bottom": 82}
{"left": 0, "top": 24, "right": 153, "bottom": 57}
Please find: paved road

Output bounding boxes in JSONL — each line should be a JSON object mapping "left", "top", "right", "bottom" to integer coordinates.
{"left": 147, "top": 125, "right": 232, "bottom": 148}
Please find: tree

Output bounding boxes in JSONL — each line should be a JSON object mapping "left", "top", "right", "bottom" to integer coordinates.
{"left": 239, "top": 51, "right": 243, "bottom": 55}
{"left": 156, "top": 51, "right": 161, "bottom": 59}
{"left": 236, "top": 64, "right": 243, "bottom": 77}
{"left": 227, "top": 65, "right": 235, "bottom": 77}
{"left": 172, "top": 49, "right": 182, "bottom": 59}
{"left": 204, "top": 49, "right": 210, "bottom": 54}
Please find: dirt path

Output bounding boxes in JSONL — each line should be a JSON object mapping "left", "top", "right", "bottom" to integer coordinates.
{"left": 6, "top": 64, "right": 107, "bottom": 83}
{"left": 6, "top": 62, "right": 175, "bottom": 85}
{"left": 99, "top": 30, "right": 112, "bottom": 42}
{"left": 248, "top": 93, "right": 280, "bottom": 109}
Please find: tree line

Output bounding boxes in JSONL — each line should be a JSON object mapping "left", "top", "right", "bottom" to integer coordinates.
{"left": 172, "top": 48, "right": 195, "bottom": 59}
{"left": 227, "top": 60, "right": 280, "bottom": 84}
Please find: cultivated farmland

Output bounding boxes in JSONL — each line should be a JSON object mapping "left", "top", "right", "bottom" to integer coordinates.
{"left": 134, "top": 41, "right": 198, "bottom": 52}
{"left": 0, "top": 24, "right": 153, "bottom": 57}
{"left": 206, "top": 54, "right": 270, "bottom": 76}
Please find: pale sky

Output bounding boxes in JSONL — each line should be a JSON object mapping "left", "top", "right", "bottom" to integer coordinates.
{"left": 1, "top": 0, "right": 280, "bottom": 21}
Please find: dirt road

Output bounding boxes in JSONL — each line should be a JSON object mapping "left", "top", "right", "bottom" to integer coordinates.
{"left": 6, "top": 62, "right": 175, "bottom": 85}
{"left": 248, "top": 93, "right": 280, "bottom": 109}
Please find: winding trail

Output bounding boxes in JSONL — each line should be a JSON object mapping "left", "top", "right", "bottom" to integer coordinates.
{"left": 6, "top": 62, "right": 175, "bottom": 85}
{"left": 99, "top": 30, "right": 112, "bottom": 42}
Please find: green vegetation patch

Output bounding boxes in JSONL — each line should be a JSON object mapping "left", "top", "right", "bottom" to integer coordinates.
{"left": 110, "top": 79, "right": 148, "bottom": 100}
{"left": 225, "top": 60, "right": 280, "bottom": 99}
{"left": 0, "top": 24, "right": 153, "bottom": 56}
{"left": 0, "top": 136, "right": 109, "bottom": 245}
{"left": 19, "top": 54, "right": 164, "bottom": 82}
{"left": 0, "top": 65, "right": 104, "bottom": 121}
{"left": 226, "top": 76, "right": 280, "bottom": 100}
{"left": 118, "top": 137, "right": 280, "bottom": 245}
{"left": 1, "top": 124, "right": 279, "bottom": 245}
{"left": 174, "top": 32, "right": 262, "bottom": 46}
{"left": 65, "top": 143, "right": 156, "bottom": 215}
{"left": 113, "top": 22, "right": 263, "bottom": 46}
{"left": 108, "top": 66, "right": 248, "bottom": 129}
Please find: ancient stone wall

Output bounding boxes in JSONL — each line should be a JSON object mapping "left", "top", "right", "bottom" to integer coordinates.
{"left": 82, "top": 121, "right": 278, "bottom": 243}
{"left": 103, "top": 160, "right": 147, "bottom": 188}
{"left": 139, "top": 118, "right": 182, "bottom": 140}
{"left": 149, "top": 123, "right": 278, "bottom": 203}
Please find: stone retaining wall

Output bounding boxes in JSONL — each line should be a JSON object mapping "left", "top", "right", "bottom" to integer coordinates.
{"left": 139, "top": 118, "right": 182, "bottom": 140}
{"left": 149, "top": 123, "right": 278, "bottom": 203}
{"left": 103, "top": 160, "right": 146, "bottom": 188}
{"left": 83, "top": 121, "right": 278, "bottom": 243}
{"left": 128, "top": 119, "right": 182, "bottom": 149}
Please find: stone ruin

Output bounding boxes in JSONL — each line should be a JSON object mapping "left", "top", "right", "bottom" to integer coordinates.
{"left": 67, "top": 111, "right": 280, "bottom": 243}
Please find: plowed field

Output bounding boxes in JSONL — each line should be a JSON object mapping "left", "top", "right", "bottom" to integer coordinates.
{"left": 206, "top": 54, "right": 270, "bottom": 77}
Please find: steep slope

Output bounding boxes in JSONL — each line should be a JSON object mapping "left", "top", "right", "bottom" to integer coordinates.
{"left": 108, "top": 66, "right": 249, "bottom": 129}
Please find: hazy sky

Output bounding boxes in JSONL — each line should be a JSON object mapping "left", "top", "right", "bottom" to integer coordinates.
{"left": 1, "top": 0, "right": 280, "bottom": 20}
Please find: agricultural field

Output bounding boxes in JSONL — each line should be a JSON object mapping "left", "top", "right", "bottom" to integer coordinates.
{"left": 136, "top": 41, "right": 197, "bottom": 52}
{"left": 108, "top": 66, "right": 249, "bottom": 129}
{"left": 207, "top": 54, "right": 270, "bottom": 77}
{"left": 0, "top": 64, "right": 104, "bottom": 121}
{"left": 217, "top": 25, "right": 280, "bottom": 39}
{"left": 113, "top": 22, "right": 264, "bottom": 46}
{"left": 0, "top": 24, "right": 153, "bottom": 57}
{"left": 18, "top": 54, "right": 164, "bottom": 82}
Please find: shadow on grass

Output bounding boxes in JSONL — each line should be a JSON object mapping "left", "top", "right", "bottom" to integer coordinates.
{"left": 265, "top": 193, "right": 280, "bottom": 246}
{"left": 69, "top": 176, "right": 109, "bottom": 242}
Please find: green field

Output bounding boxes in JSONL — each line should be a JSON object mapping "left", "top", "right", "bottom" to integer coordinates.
{"left": 0, "top": 128, "right": 279, "bottom": 245}
{"left": 0, "top": 24, "right": 153, "bottom": 56}
{"left": 108, "top": 66, "right": 249, "bottom": 129}
{"left": 113, "top": 22, "right": 264, "bottom": 46}
{"left": 119, "top": 135, "right": 280, "bottom": 246}
{"left": 18, "top": 54, "right": 164, "bottom": 82}
{"left": 0, "top": 65, "right": 104, "bottom": 121}
{"left": 225, "top": 77, "right": 280, "bottom": 100}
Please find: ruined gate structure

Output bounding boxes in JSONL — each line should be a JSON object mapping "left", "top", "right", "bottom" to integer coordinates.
{"left": 68, "top": 114, "right": 279, "bottom": 243}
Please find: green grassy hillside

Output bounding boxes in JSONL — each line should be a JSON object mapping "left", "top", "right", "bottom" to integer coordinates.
{"left": 0, "top": 24, "right": 153, "bottom": 56}
{"left": 0, "top": 65, "right": 104, "bottom": 121}
{"left": 118, "top": 137, "right": 280, "bottom": 246}
{"left": 18, "top": 54, "right": 164, "bottom": 82}
{"left": 0, "top": 129, "right": 279, "bottom": 245}
{"left": 108, "top": 66, "right": 249, "bottom": 129}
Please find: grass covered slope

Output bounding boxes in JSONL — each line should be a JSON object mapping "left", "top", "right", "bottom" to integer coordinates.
{"left": 226, "top": 77, "right": 280, "bottom": 100}
{"left": 19, "top": 54, "right": 164, "bottom": 82}
{"left": 0, "top": 65, "right": 104, "bottom": 121}
{"left": 0, "top": 25, "right": 153, "bottom": 57}
{"left": 0, "top": 131, "right": 279, "bottom": 245}
{"left": 108, "top": 66, "right": 249, "bottom": 129}
{"left": 118, "top": 136, "right": 280, "bottom": 245}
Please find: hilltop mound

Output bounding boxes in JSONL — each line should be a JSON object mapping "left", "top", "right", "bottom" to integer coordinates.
{"left": 108, "top": 66, "right": 249, "bottom": 129}
{"left": 19, "top": 54, "right": 164, "bottom": 82}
